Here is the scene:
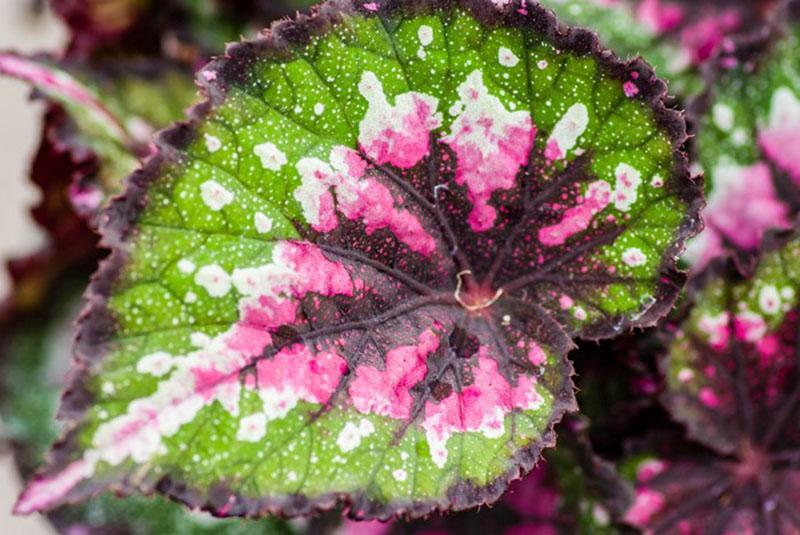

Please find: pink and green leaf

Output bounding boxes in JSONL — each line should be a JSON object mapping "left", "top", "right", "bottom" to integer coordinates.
{"left": 686, "top": 9, "right": 800, "bottom": 271}
{"left": 16, "top": 0, "right": 699, "bottom": 520}
{"left": 625, "top": 232, "right": 800, "bottom": 533}
{"left": 0, "top": 259, "right": 298, "bottom": 534}
{"left": 664, "top": 232, "right": 800, "bottom": 455}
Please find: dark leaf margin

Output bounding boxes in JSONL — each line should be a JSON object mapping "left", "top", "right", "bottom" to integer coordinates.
{"left": 29, "top": 0, "right": 700, "bottom": 521}
{"left": 556, "top": 415, "right": 635, "bottom": 529}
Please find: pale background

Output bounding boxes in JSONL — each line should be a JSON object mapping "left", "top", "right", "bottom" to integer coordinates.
{"left": 0, "top": 1, "right": 66, "bottom": 533}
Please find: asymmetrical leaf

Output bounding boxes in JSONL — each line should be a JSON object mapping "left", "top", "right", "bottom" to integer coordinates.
{"left": 687, "top": 11, "right": 800, "bottom": 270}
{"left": 16, "top": 0, "right": 699, "bottom": 519}
{"left": 624, "top": 232, "right": 800, "bottom": 532}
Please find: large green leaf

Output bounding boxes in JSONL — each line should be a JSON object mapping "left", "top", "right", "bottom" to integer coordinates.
{"left": 16, "top": 0, "right": 699, "bottom": 520}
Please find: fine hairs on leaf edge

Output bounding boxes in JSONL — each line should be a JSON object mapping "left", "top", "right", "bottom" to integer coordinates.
{"left": 29, "top": 0, "right": 700, "bottom": 522}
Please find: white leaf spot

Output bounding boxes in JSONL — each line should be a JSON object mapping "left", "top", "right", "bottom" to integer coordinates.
{"left": 651, "top": 174, "right": 664, "bottom": 188}
{"left": 498, "top": 46, "right": 519, "bottom": 67}
{"left": 177, "top": 259, "right": 196, "bottom": 274}
{"left": 418, "top": 25, "right": 434, "bottom": 46}
{"left": 546, "top": 103, "right": 589, "bottom": 160}
{"left": 712, "top": 103, "right": 734, "bottom": 132}
{"left": 768, "top": 87, "right": 800, "bottom": 130}
{"left": 253, "top": 142, "right": 287, "bottom": 171}
{"left": 358, "top": 419, "right": 375, "bottom": 436}
{"left": 195, "top": 265, "right": 231, "bottom": 297}
{"left": 613, "top": 163, "right": 642, "bottom": 212}
{"left": 254, "top": 212, "right": 273, "bottom": 234}
{"left": 204, "top": 134, "right": 222, "bottom": 153}
{"left": 758, "top": 285, "right": 781, "bottom": 315}
{"left": 200, "top": 180, "right": 234, "bottom": 211}
{"left": 136, "top": 352, "right": 175, "bottom": 377}
{"left": 336, "top": 422, "right": 362, "bottom": 453}
{"left": 622, "top": 247, "right": 647, "bottom": 267}
{"left": 677, "top": 368, "right": 694, "bottom": 383}
{"left": 237, "top": 413, "right": 267, "bottom": 442}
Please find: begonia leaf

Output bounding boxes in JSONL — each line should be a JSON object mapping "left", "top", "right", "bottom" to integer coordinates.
{"left": 545, "top": 416, "right": 632, "bottom": 535}
{"left": 686, "top": 8, "right": 800, "bottom": 271}
{"left": 0, "top": 53, "right": 197, "bottom": 217}
{"left": 0, "top": 263, "right": 296, "bottom": 534}
{"left": 16, "top": 0, "right": 699, "bottom": 520}
{"left": 624, "top": 231, "right": 800, "bottom": 533}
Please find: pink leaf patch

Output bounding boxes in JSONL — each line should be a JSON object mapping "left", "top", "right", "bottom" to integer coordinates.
{"left": 443, "top": 70, "right": 535, "bottom": 231}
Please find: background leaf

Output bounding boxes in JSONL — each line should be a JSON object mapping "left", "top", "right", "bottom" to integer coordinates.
{"left": 623, "top": 231, "right": 800, "bottom": 533}
{"left": 686, "top": 8, "right": 800, "bottom": 271}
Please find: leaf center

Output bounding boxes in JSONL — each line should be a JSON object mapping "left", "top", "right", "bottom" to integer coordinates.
{"left": 731, "top": 440, "right": 772, "bottom": 486}
{"left": 454, "top": 270, "right": 504, "bottom": 312}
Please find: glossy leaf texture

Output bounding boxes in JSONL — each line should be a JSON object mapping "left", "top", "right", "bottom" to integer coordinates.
{"left": 624, "top": 231, "right": 800, "bottom": 533}
{"left": 686, "top": 6, "right": 800, "bottom": 271}
{"left": 16, "top": 0, "right": 700, "bottom": 520}
{"left": 0, "top": 53, "right": 197, "bottom": 219}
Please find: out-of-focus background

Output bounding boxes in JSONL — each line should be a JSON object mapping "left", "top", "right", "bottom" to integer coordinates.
{"left": 0, "top": 2, "right": 65, "bottom": 533}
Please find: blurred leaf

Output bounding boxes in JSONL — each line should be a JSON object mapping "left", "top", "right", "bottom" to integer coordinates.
{"left": 686, "top": 10, "right": 800, "bottom": 271}
{"left": 623, "top": 231, "right": 800, "bottom": 533}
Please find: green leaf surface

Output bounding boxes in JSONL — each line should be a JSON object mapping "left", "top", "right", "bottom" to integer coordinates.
{"left": 17, "top": 0, "right": 698, "bottom": 520}
{"left": 0, "top": 267, "right": 295, "bottom": 535}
